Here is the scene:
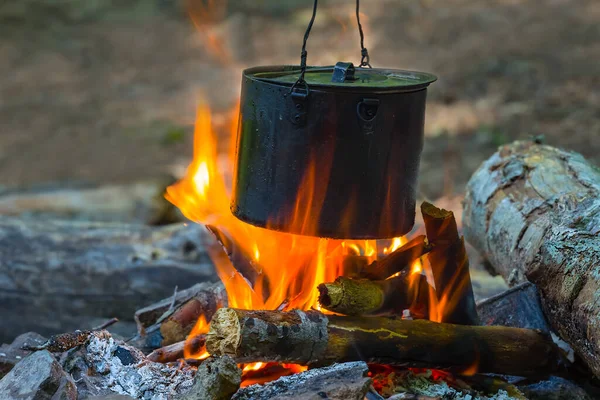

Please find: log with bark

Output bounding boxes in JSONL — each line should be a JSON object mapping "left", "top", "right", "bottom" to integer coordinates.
{"left": 206, "top": 308, "right": 561, "bottom": 377}
{"left": 317, "top": 273, "right": 430, "bottom": 317}
{"left": 0, "top": 178, "right": 181, "bottom": 225}
{"left": 146, "top": 334, "right": 207, "bottom": 363}
{"left": 463, "top": 141, "right": 600, "bottom": 377}
{"left": 0, "top": 217, "right": 217, "bottom": 343}
{"left": 131, "top": 282, "right": 226, "bottom": 351}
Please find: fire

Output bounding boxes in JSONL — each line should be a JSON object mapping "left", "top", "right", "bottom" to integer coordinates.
{"left": 184, "top": 315, "right": 210, "bottom": 360}
{"left": 166, "top": 102, "right": 396, "bottom": 313}
{"left": 419, "top": 256, "right": 473, "bottom": 325}
{"left": 166, "top": 102, "right": 463, "bottom": 378}
{"left": 383, "top": 237, "right": 406, "bottom": 255}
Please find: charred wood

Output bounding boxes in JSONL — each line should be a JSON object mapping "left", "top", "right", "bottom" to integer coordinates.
{"left": 131, "top": 282, "right": 226, "bottom": 351}
{"left": 421, "top": 202, "right": 479, "bottom": 325}
{"left": 207, "top": 308, "right": 561, "bottom": 377}
{"left": 359, "top": 235, "right": 431, "bottom": 280}
{"left": 146, "top": 334, "right": 206, "bottom": 363}
{"left": 134, "top": 283, "right": 218, "bottom": 333}
{"left": 477, "top": 282, "right": 550, "bottom": 332}
{"left": 463, "top": 141, "right": 600, "bottom": 378}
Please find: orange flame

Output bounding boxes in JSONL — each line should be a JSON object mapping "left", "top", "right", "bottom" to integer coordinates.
{"left": 183, "top": 315, "right": 210, "bottom": 360}
{"left": 419, "top": 255, "right": 473, "bottom": 324}
{"left": 187, "top": 0, "right": 232, "bottom": 66}
{"left": 166, "top": 102, "right": 390, "bottom": 313}
{"left": 167, "top": 102, "right": 428, "bottom": 379}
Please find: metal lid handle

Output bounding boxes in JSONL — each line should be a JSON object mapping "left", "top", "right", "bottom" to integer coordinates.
{"left": 292, "top": 0, "right": 373, "bottom": 94}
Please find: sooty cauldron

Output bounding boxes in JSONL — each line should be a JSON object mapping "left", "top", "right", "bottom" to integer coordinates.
{"left": 230, "top": 1, "right": 436, "bottom": 239}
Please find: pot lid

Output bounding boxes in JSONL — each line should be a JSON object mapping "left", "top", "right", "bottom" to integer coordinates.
{"left": 248, "top": 63, "right": 437, "bottom": 92}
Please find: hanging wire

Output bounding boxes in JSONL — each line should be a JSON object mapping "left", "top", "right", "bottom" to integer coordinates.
{"left": 356, "top": 0, "right": 372, "bottom": 68}
{"left": 292, "top": 0, "right": 373, "bottom": 93}
{"left": 291, "top": 0, "right": 319, "bottom": 94}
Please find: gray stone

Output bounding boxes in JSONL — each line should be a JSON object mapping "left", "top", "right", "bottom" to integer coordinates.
{"left": 518, "top": 376, "right": 593, "bottom": 400}
{"left": 0, "top": 350, "right": 65, "bottom": 399}
{"left": 477, "top": 282, "right": 551, "bottom": 332}
{"left": 232, "top": 362, "right": 371, "bottom": 400}
{"left": 179, "top": 356, "right": 241, "bottom": 400}
{"left": 0, "top": 332, "right": 47, "bottom": 378}
{"left": 51, "top": 374, "right": 78, "bottom": 400}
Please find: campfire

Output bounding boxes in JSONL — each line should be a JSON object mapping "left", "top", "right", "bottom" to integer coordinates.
{"left": 145, "top": 93, "right": 559, "bottom": 391}
{"left": 4, "top": 2, "right": 600, "bottom": 400}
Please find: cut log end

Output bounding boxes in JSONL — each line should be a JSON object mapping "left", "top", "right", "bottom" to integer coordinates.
{"left": 206, "top": 309, "right": 329, "bottom": 364}
{"left": 317, "top": 277, "right": 384, "bottom": 316}
{"left": 421, "top": 201, "right": 453, "bottom": 220}
{"left": 206, "top": 308, "right": 242, "bottom": 357}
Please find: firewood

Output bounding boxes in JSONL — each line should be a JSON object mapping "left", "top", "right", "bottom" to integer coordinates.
{"left": 317, "top": 273, "right": 430, "bottom": 317}
{"left": 359, "top": 235, "right": 432, "bottom": 280}
{"left": 0, "top": 217, "right": 218, "bottom": 343}
{"left": 206, "top": 308, "right": 562, "bottom": 377}
{"left": 130, "top": 282, "right": 226, "bottom": 351}
{"left": 463, "top": 141, "right": 600, "bottom": 378}
{"left": 421, "top": 202, "right": 479, "bottom": 325}
{"left": 134, "top": 283, "right": 219, "bottom": 333}
{"left": 146, "top": 334, "right": 206, "bottom": 363}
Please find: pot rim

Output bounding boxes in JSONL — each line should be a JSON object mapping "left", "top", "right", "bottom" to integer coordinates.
{"left": 243, "top": 65, "right": 437, "bottom": 93}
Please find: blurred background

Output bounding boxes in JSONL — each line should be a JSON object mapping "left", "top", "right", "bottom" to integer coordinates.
{"left": 1, "top": 0, "right": 598, "bottom": 203}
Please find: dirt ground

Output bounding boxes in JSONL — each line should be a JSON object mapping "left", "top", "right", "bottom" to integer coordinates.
{"left": 0, "top": 0, "right": 598, "bottom": 200}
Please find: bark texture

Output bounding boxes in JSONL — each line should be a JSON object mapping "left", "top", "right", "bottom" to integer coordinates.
{"left": 463, "top": 141, "right": 600, "bottom": 377}
{"left": 0, "top": 217, "right": 217, "bottom": 342}
{"left": 207, "top": 308, "right": 561, "bottom": 376}
{"left": 317, "top": 274, "right": 430, "bottom": 317}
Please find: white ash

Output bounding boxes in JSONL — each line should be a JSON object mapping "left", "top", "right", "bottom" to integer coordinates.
{"left": 402, "top": 379, "right": 516, "bottom": 400}
{"left": 85, "top": 331, "right": 195, "bottom": 400}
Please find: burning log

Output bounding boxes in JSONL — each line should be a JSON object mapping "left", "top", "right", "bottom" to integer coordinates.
{"left": 146, "top": 334, "right": 206, "bottom": 363}
{"left": 207, "top": 308, "right": 562, "bottom": 377}
{"left": 463, "top": 141, "right": 600, "bottom": 378}
{"left": 317, "top": 274, "right": 430, "bottom": 317}
{"left": 131, "top": 282, "right": 226, "bottom": 351}
{"left": 359, "top": 235, "right": 431, "bottom": 280}
{"left": 134, "top": 283, "right": 220, "bottom": 333}
{"left": 421, "top": 202, "right": 479, "bottom": 325}
{"left": 0, "top": 217, "right": 218, "bottom": 343}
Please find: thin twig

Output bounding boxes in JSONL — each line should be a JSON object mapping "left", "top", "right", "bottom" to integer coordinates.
{"left": 93, "top": 317, "right": 120, "bottom": 331}
{"left": 168, "top": 286, "right": 179, "bottom": 312}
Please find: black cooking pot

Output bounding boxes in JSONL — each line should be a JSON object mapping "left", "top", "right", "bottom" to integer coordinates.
{"left": 230, "top": 63, "right": 436, "bottom": 239}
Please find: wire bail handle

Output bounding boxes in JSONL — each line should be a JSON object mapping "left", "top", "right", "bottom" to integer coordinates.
{"left": 291, "top": 0, "right": 372, "bottom": 95}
